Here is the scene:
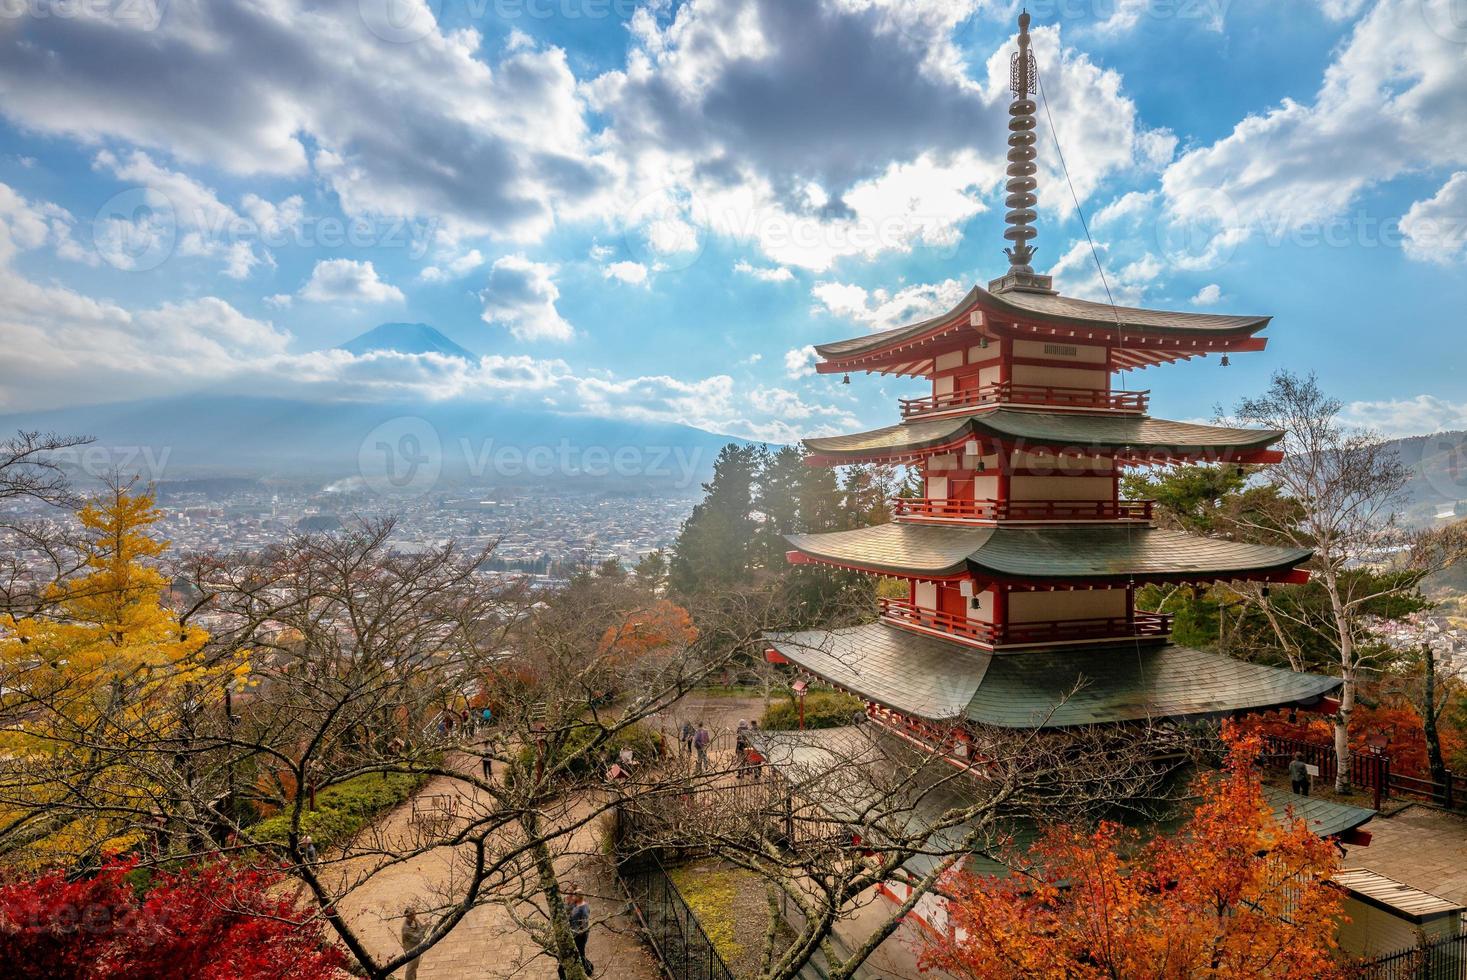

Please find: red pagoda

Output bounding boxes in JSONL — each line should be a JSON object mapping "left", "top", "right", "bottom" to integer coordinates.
{"left": 764, "top": 11, "right": 1341, "bottom": 743}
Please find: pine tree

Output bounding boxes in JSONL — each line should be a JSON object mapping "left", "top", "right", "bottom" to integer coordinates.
{"left": 669, "top": 444, "right": 768, "bottom": 594}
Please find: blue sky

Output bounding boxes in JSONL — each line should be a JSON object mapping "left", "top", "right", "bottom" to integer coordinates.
{"left": 0, "top": 0, "right": 1464, "bottom": 443}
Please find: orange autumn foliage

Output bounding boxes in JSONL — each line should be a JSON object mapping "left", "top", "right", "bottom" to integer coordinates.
{"left": 597, "top": 599, "right": 698, "bottom": 662}
{"left": 919, "top": 729, "right": 1345, "bottom": 980}
{"left": 1239, "top": 699, "right": 1465, "bottom": 781}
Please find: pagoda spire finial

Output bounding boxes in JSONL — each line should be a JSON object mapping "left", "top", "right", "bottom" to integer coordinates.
{"left": 990, "top": 11, "right": 1054, "bottom": 295}
{"left": 1003, "top": 11, "right": 1039, "bottom": 274}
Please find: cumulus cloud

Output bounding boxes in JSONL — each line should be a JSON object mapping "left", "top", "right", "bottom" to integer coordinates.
{"left": 1159, "top": 0, "right": 1467, "bottom": 262}
{"left": 811, "top": 277, "right": 968, "bottom": 331}
{"left": 1340, "top": 395, "right": 1467, "bottom": 438}
{"left": 1046, "top": 239, "right": 1162, "bottom": 305}
{"left": 0, "top": 0, "right": 606, "bottom": 242}
{"left": 300, "top": 259, "right": 405, "bottom": 304}
{"left": 733, "top": 259, "right": 794, "bottom": 283}
{"left": 601, "top": 260, "right": 650, "bottom": 285}
{"left": 0, "top": 182, "right": 90, "bottom": 266}
{"left": 94, "top": 150, "right": 301, "bottom": 279}
{"left": 1190, "top": 283, "right": 1223, "bottom": 306}
{"left": 480, "top": 255, "right": 574, "bottom": 342}
{"left": 419, "top": 249, "right": 486, "bottom": 282}
{"left": 1400, "top": 172, "right": 1467, "bottom": 264}
{"left": 784, "top": 346, "right": 818, "bottom": 379}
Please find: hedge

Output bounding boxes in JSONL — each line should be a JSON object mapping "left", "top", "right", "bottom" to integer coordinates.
{"left": 252, "top": 771, "right": 428, "bottom": 847}
{"left": 760, "top": 690, "right": 866, "bottom": 731}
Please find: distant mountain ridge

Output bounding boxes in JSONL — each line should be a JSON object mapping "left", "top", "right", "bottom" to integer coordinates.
{"left": 335, "top": 322, "right": 477, "bottom": 361}
{"left": 0, "top": 323, "right": 749, "bottom": 488}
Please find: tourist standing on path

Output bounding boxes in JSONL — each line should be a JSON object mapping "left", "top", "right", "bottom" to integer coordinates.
{"left": 400, "top": 906, "right": 428, "bottom": 980}
{"left": 301, "top": 834, "right": 318, "bottom": 865}
{"left": 1289, "top": 753, "right": 1311, "bottom": 796}
{"left": 679, "top": 720, "right": 695, "bottom": 758}
{"left": 693, "top": 722, "right": 711, "bottom": 774}
{"left": 481, "top": 750, "right": 493, "bottom": 782}
{"left": 567, "top": 887, "right": 594, "bottom": 977}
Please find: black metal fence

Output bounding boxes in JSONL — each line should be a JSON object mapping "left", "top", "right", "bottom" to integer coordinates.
{"left": 1353, "top": 932, "right": 1467, "bottom": 979}
{"left": 618, "top": 855, "right": 738, "bottom": 980}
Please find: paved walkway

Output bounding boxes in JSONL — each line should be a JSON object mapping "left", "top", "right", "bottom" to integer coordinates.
{"left": 1343, "top": 804, "right": 1467, "bottom": 905}
{"left": 329, "top": 756, "right": 662, "bottom": 980}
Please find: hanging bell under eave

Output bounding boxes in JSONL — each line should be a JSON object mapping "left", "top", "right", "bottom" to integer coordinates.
{"left": 1219, "top": 354, "right": 1231, "bottom": 367}
{"left": 842, "top": 373, "right": 851, "bottom": 384}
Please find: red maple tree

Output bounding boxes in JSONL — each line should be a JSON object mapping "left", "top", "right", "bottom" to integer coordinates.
{"left": 919, "top": 728, "right": 1345, "bottom": 979}
{"left": 0, "top": 858, "right": 347, "bottom": 978}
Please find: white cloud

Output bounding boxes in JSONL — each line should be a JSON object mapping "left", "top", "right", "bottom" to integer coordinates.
{"left": 419, "top": 249, "right": 486, "bottom": 282}
{"left": 784, "top": 345, "right": 818, "bottom": 379}
{"left": 1159, "top": 0, "right": 1467, "bottom": 263}
{"left": 300, "top": 259, "right": 405, "bottom": 304}
{"left": 1340, "top": 395, "right": 1467, "bottom": 438}
{"left": 264, "top": 293, "right": 293, "bottom": 309}
{"left": 0, "top": 1, "right": 605, "bottom": 242}
{"left": 0, "top": 182, "right": 90, "bottom": 266}
{"left": 480, "top": 254, "right": 574, "bottom": 342}
{"left": 733, "top": 259, "right": 794, "bottom": 282}
{"left": 1400, "top": 172, "right": 1467, "bottom": 265}
{"left": 94, "top": 150, "right": 301, "bottom": 278}
{"left": 1190, "top": 283, "right": 1223, "bottom": 306}
{"left": 602, "top": 260, "right": 650, "bottom": 285}
{"left": 811, "top": 277, "right": 967, "bottom": 331}
{"left": 1046, "top": 239, "right": 1162, "bottom": 305}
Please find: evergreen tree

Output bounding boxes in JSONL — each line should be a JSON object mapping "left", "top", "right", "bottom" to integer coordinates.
{"left": 668, "top": 444, "right": 768, "bottom": 595}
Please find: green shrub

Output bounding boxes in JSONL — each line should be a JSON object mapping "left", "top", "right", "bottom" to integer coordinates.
{"left": 253, "top": 771, "right": 426, "bottom": 847}
{"left": 760, "top": 690, "right": 866, "bottom": 731}
{"left": 516, "top": 721, "right": 663, "bottom": 782}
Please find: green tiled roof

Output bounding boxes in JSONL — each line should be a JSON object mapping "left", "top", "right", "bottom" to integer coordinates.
{"left": 816, "top": 285, "right": 1269, "bottom": 360}
{"left": 784, "top": 523, "right": 1311, "bottom": 580}
{"left": 1263, "top": 787, "right": 1375, "bottom": 839}
{"left": 803, "top": 409, "right": 1283, "bottom": 460}
{"left": 765, "top": 623, "right": 1340, "bottom": 728}
{"left": 748, "top": 727, "right": 1370, "bottom": 884}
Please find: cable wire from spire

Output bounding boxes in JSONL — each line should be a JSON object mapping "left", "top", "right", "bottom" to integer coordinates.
{"left": 1034, "top": 67, "right": 1126, "bottom": 336}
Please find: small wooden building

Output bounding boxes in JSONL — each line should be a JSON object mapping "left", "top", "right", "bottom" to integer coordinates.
{"left": 1334, "top": 868, "right": 1464, "bottom": 959}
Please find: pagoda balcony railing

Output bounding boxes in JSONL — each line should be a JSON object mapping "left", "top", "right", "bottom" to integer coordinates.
{"left": 878, "top": 598, "right": 1172, "bottom": 646}
{"left": 891, "top": 497, "right": 1153, "bottom": 523}
{"left": 898, "top": 381, "right": 1149, "bottom": 419}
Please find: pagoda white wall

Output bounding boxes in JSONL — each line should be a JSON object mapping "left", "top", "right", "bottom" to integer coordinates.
{"left": 1010, "top": 363, "right": 1108, "bottom": 391}
{"left": 1008, "top": 588, "right": 1126, "bottom": 623}
{"left": 1010, "top": 475, "right": 1115, "bottom": 501}
{"left": 914, "top": 581, "right": 937, "bottom": 609}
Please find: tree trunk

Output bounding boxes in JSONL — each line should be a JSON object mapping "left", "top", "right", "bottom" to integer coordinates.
{"left": 525, "top": 813, "right": 587, "bottom": 980}
{"left": 1422, "top": 644, "right": 1450, "bottom": 795}
{"left": 1325, "top": 566, "right": 1354, "bottom": 794}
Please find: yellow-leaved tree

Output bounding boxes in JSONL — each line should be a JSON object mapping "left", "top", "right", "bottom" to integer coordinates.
{"left": 0, "top": 484, "right": 240, "bottom": 866}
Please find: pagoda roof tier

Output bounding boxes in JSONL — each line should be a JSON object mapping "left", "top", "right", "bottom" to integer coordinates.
{"left": 784, "top": 523, "right": 1311, "bottom": 582}
{"left": 802, "top": 409, "right": 1284, "bottom": 466}
{"left": 763, "top": 623, "right": 1340, "bottom": 728}
{"left": 814, "top": 285, "right": 1269, "bottom": 376}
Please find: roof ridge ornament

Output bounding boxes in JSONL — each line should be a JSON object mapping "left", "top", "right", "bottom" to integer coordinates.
{"left": 990, "top": 10, "right": 1057, "bottom": 296}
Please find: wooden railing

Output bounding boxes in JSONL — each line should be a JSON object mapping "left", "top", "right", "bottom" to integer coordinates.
{"left": 898, "top": 381, "right": 1149, "bottom": 418}
{"left": 1261, "top": 733, "right": 1466, "bottom": 812}
{"left": 891, "top": 497, "right": 1153, "bottom": 522}
{"left": 878, "top": 598, "right": 1172, "bottom": 646}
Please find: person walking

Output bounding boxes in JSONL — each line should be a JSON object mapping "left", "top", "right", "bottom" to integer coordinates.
{"left": 734, "top": 719, "right": 750, "bottom": 779}
{"left": 300, "top": 834, "right": 318, "bottom": 865}
{"left": 679, "top": 720, "right": 695, "bottom": 759}
{"left": 481, "top": 750, "right": 493, "bottom": 782}
{"left": 567, "top": 888, "right": 594, "bottom": 977}
{"left": 401, "top": 906, "right": 428, "bottom": 980}
{"left": 693, "top": 722, "right": 711, "bottom": 774}
{"left": 1289, "top": 752, "right": 1311, "bottom": 796}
